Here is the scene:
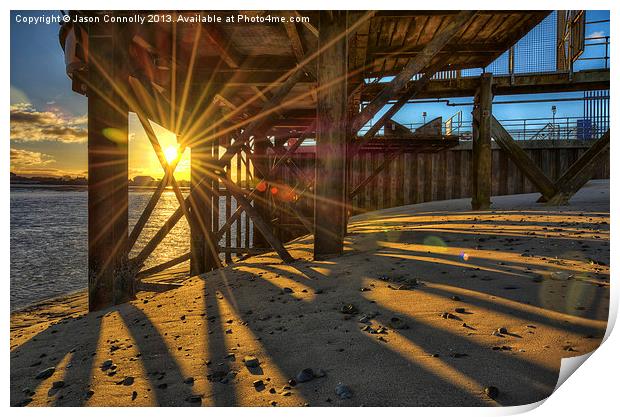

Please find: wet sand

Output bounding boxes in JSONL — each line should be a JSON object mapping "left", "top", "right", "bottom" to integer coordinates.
{"left": 10, "top": 180, "right": 610, "bottom": 407}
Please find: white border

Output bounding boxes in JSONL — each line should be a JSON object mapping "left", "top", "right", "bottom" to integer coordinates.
{"left": 2, "top": 1, "right": 617, "bottom": 416}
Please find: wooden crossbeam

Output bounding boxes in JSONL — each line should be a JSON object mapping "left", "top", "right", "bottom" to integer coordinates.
{"left": 543, "top": 129, "right": 610, "bottom": 205}
{"left": 349, "top": 117, "right": 443, "bottom": 198}
{"left": 490, "top": 116, "right": 558, "bottom": 200}
{"left": 350, "top": 150, "right": 401, "bottom": 198}
{"left": 349, "top": 10, "right": 477, "bottom": 133}
{"left": 136, "top": 252, "right": 191, "bottom": 278}
{"left": 349, "top": 65, "right": 440, "bottom": 156}
{"left": 215, "top": 125, "right": 315, "bottom": 240}
{"left": 202, "top": 24, "right": 243, "bottom": 69}
{"left": 219, "top": 174, "right": 295, "bottom": 263}
{"left": 216, "top": 67, "right": 306, "bottom": 169}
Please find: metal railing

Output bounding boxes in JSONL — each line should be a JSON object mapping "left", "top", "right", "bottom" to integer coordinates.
{"left": 362, "top": 115, "right": 609, "bottom": 142}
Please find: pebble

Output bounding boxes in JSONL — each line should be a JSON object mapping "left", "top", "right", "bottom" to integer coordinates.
{"left": 288, "top": 378, "right": 297, "bottom": 386}
{"left": 244, "top": 356, "right": 260, "bottom": 368}
{"left": 497, "top": 327, "right": 508, "bottom": 334}
{"left": 253, "top": 379, "right": 264, "bottom": 388}
{"left": 454, "top": 307, "right": 466, "bottom": 314}
{"left": 340, "top": 304, "right": 358, "bottom": 315}
{"left": 388, "top": 316, "right": 409, "bottom": 329}
{"left": 441, "top": 312, "right": 456, "bottom": 319}
{"left": 131, "top": 391, "right": 138, "bottom": 401}
{"left": 183, "top": 376, "right": 195, "bottom": 385}
{"left": 186, "top": 395, "right": 202, "bottom": 403}
{"left": 485, "top": 386, "right": 499, "bottom": 399}
{"left": 119, "top": 376, "right": 134, "bottom": 386}
{"left": 296, "top": 368, "right": 314, "bottom": 383}
{"left": 101, "top": 359, "right": 114, "bottom": 370}
{"left": 35, "top": 367, "right": 55, "bottom": 380}
{"left": 335, "top": 383, "right": 353, "bottom": 399}
{"left": 51, "top": 380, "right": 65, "bottom": 389}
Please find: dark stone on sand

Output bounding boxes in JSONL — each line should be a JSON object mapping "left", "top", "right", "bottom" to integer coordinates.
{"left": 35, "top": 367, "right": 55, "bottom": 380}
{"left": 180, "top": 315, "right": 186, "bottom": 320}
{"left": 131, "top": 391, "right": 138, "bottom": 401}
{"left": 85, "top": 389, "right": 95, "bottom": 399}
{"left": 101, "top": 359, "right": 113, "bottom": 370}
{"left": 441, "top": 312, "right": 456, "bottom": 319}
{"left": 335, "top": 383, "right": 353, "bottom": 399}
{"left": 253, "top": 379, "right": 264, "bottom": 388}
{"left": 269, "top": 388, "right": 277, "bottom": 394}
{"left": 184, "top": 376, "right": 195, "bottom": 384}
{"left": 282, "top": 287, "right": 294, "bottom": 293}
{"left": 340, "top": 304, "right": 358, "bottom": 315}
{"left": 244, "top": 355, "right": 260, "bottom": 368}
{"left": 15, "top": 398, "right": 32, "bottom": 407}
{"left": 388, "top": 317, "right": 409, "bottom": 329}
{"left": 296, "top": 368, "right": 314, "bottom": 383}
{"left": 120, "top": 376, "right": 135, "bottom": 386}
{"left": 497, "top": 327, "right": 508, "bottom": 334}
{"left": 288, "top": 378, "right": 297, "bottom": 386}
{"left": 451, "top": 296, "right": 462, "bottom": 301}
{"left": 51, "top": 380, "right": 65, "bottom": 389}
{"left": 455, "top": 308, "right": 466, "bottom": 313}
{"left": 186, "top": 395, "right": 202, "bottom": 403}
{"left": 485, "top": 386, "right": 499, "bottom": 399}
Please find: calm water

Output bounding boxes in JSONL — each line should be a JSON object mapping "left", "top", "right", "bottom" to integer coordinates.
{"left": 10, "top": 186, "right": 249, "bottom": 311}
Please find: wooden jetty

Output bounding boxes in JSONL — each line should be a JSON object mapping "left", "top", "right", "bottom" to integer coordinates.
{"left": 57, "top": 10, "right": 610, "bottom": 310}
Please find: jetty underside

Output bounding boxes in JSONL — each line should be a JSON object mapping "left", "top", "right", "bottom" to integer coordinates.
{"left": 59, "top": 10, "right": 610, "bottom": 310}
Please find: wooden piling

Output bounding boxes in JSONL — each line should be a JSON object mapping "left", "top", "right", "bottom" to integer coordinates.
{"left": 190, "top": 129, "right": 220, "bottom": 275}
{"left": 471, "top": 73, "right": 493, "bottom": 210}
{"left": 87, "top": 21, "right": 132, "bottom": 311}
{"left": 314, "top": 11, "right": 349, "bottom": 258}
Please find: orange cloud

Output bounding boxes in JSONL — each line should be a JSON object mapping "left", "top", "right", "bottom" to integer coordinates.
{"left": 10, "top": 103, "right": 87, "bottom": 143}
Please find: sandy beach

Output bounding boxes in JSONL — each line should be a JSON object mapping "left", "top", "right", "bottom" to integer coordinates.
{"left": 10, "top": 180, "right": 610, "bottom": 407}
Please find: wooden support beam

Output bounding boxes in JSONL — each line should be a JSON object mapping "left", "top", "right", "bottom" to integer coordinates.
{"left": 136, "top": 252, "right": 191, "bottom": 278}
{"left": 544, "top": 130, "right": 610, "bottom": 205}
{"left": 349, "top": 117, "right": 442, "bottom": 199}
{"left": 350, "top": 10, "right": 476, "bottom": 133}
{"left": 202, "top": 23, "right": 243, "bottom": 69}
{"left": 216, "top": 67, "right": 305, "bottom": 169}
{"left": 490, "top": 116, "right": 558, "bottom": 200}
{"left": 471, "top": 73, "right": 493, "bottom": 210}
{"left": 87, "top": 23, "right": 132, "bottom": 311}
{"left": 314, "top": 11, "right": 349, "bottom": 258}
{"left": 349, "top": 65, "right": 439, "bottom": 156}
{"left": 220, "top": 174, "right": 295, "bottom": 263}
{"left": 190, "top": 128, "right": 221, "bottom": 275}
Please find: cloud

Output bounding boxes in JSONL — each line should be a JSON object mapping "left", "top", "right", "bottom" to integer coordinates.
{"left": 10, "top": 103, "right": 87, "bottom": 143}
{"left": 588, "top": 30, "right": 606, "bottom": 38}
{"left": 10, "top": 148, "right": 56, "bottom": 167}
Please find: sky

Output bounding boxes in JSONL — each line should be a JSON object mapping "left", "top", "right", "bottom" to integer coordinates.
{"left": 9, "top": 10, "right": 610, "bottom": 179}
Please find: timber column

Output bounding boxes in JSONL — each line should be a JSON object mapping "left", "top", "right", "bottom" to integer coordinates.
{"left": 252, "top": 136, "right": 271, "bottom": 248}
{"left": 471, "top": 73, "right": 493, "bottom": 210}
{"left": 87, "top": 20, "right": 132, "bottom": 310}
{"left": 190, "top": 128, "right": 220, "bottom": 275}
{"left": 314, "top": 11, "right": 348, "bottom": 258}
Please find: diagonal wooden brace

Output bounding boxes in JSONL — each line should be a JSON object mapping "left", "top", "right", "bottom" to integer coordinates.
{"left": 490, "top": 116, "right": 558, "bottom": 201}
{"left": 541, "top": 129, "right": 610, "bottom": 205}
